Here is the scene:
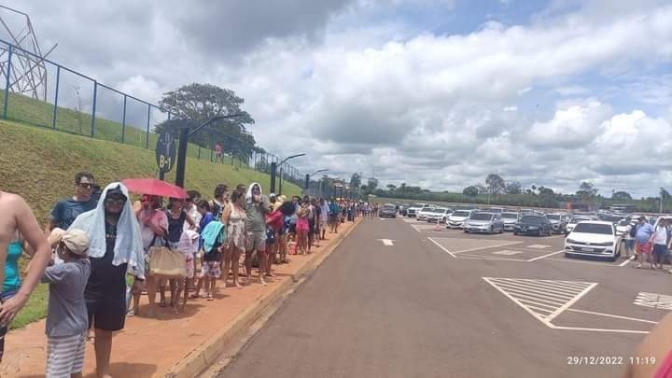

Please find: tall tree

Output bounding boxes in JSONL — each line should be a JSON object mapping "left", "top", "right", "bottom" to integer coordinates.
{"left": 463, "top": 186, "right": 479, "bottom": 197}
{"left": 485, "top": 174, "right": 506, "bottom": 195}
{"left": 611, "top": 191, "right": 632, "bottom": 201}
{"left": 576, "top": 182, "right": 599, "bottom": 205}
{"left": 367, "top": 177, "right": 379, "bottom": 192}
{"left": 505, "top": 181, "right": 522, "bottom": 194}
{"left": 387, "top": 184, "right": 397, "bottom": 192}
{"left": 156, "top": 83, "right": 257, "bottom": 156}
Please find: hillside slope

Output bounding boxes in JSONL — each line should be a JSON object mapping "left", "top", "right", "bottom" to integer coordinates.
{"left": 0, "top": 121, "right": 301, "bottom": 223}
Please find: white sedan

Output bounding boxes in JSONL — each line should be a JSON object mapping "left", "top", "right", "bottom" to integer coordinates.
{"left": 564, "top": 221, "right": 622, "bottom": 261}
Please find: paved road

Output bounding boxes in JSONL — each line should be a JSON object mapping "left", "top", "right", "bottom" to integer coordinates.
{"left": 220, "top": 217, "right": 672, "bottom": 378}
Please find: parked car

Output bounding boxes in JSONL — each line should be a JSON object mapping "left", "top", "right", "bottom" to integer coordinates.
{"left": 417, "top": 206, "right": 437, "bottom": 221}
{"left": 379, "top": 204, "right": 397, "bottom": 218}
{"left": 426, "top": 208, "right": 453, "bottom": 223}
{"left": 513, "top": 215, "right": 552, "bottom": 236}
{"left": 447, "top": 210, "right": 473, "bottom": 229}
{"left": 564, "top": 221, "right": 622, "bottom": 261}
{"left": 546, "top": 213, "right": 570, "bottom": 234}
{"left": 464, "top": 212, "right": 505, "bottom": 234}
{"left": 406, "top": 204, "right": 426, "bottom": 218}
{"left": 501, "top": 211, "right": 519, "bottom": 231}
{"left": 565, "top": 214, "right": 598, "bottom": 235}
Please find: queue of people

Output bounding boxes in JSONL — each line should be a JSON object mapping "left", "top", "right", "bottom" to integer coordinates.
{"left": 0, "top": 171, "right": 360, "bottom": 378}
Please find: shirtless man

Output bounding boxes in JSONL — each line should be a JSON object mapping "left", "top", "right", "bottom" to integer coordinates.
{"left": 0, "top": 191, "right": 51, "bottom": 361}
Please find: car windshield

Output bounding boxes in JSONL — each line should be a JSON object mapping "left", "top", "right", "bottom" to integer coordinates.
{"left": 520, "top": 216, "right": 544, "bottom": 224}
{"left": 470, "top": 213, "right": 493, "bottom": 221}
{"left": 546, "top": 215, "right": 561, "bottom": 220}
{"left": 420, "top": 207, "right": 433, "bottom": 212}
{"left": 453, "top": 211, "right": 470, "bottom": 217}
{"left": 571, "top": 216, "right": 593, "bottom": 222}
{"left": 573, "top": 223, "right": 613, "bottom": 235}
{"left": 432, "top": 208, "right": 447, "bottom": 213}
{"left": 383, "top": 206, "right": 395, "bottom": 211}
{"left": 502, "top": 213, "right": 518, "bottom": 219}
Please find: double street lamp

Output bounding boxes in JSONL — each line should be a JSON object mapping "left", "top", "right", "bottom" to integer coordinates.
{"left": 175, "top": 114, "right": 242, "bottom": 188}
{"left": 305, "top": 169, "right": 329, "bottom": 196}
{"left": 270, "top": 153, "right": 306, "bottom": 195}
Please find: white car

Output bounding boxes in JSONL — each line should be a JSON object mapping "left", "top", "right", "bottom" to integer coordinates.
{"left": 426, "top": 208, "right": 453, "bottom": 223}
{"left": 416, "top": 206, "right": 437, "bottom": 221}
{"left": 564, "top": 221, "right": 622, "bottom": 261}
{"left": 501, "top": 212, "right": 519, "bottom": 231}
{"left": 447, "top": 210, "right": 472, "bottom": 229}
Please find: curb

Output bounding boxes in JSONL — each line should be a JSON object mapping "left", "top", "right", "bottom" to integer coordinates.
{"left": 166, "top": 218, "right": 363, "bottom": 378}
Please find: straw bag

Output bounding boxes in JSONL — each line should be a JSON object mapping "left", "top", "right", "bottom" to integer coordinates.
{"left": 148, "top": 236, "right": 186, "bottom": 278}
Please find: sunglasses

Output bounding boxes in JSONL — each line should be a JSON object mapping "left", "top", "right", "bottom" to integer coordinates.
{"left": 77, "top": 182, "right": 94, "bottom": 189}
{"left": 105, "top": 197, "right": 126, "bottom": 206}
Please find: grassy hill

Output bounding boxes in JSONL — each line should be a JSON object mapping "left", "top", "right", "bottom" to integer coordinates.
{"left": 0, "top": 91, "right": 246, "bottom": 163}
{"left": 0, "top": 120, "right": 301, "bottom": 225}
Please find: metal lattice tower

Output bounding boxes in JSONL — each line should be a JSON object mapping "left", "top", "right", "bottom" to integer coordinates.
{"left": 0, "top": 5, "right": 57, "bottom": 101}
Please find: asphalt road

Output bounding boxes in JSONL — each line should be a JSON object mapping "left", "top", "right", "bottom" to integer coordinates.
{"left": 220, "top": 216, "right": 672, "bottom": 378}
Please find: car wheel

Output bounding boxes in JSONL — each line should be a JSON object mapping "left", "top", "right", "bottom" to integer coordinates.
{"left": 564, "top": 252, "right": 572, "bottom": 258}
{"left": 464, "top": 229, "right": 469, "bottom": 233}
{"left": 513, "top": 231, "right": 518, "bottom": 236}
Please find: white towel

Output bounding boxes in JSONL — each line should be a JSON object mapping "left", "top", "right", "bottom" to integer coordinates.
{"left": 68, "top": 182, "right": 146, "bottom": 279}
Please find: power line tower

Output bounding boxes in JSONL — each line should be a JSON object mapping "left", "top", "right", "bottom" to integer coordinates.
{"left": 0, "top": 5, "right": 57, "bottom": 101}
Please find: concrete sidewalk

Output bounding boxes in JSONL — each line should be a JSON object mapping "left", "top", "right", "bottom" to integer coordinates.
{"left": 1, "top": 219, "right": 361, "bottom": 378}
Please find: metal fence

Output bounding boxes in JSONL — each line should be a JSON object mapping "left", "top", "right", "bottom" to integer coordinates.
{"left": 0, "top": 38, "right": 303, "bottom": 186}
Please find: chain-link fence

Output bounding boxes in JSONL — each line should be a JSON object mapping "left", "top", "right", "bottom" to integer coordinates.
{"left": 0, "top": 38, "right": 302, "bottom": 181}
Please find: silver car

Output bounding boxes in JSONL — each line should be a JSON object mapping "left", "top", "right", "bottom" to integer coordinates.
{"left": 426, "top": 208, "right": 453, "bottom": 223}
{"left": 501, "top": 212, "right": 519, "bottom": 231}
{"left": 464, "top": 212, "right": 505, "bottom": 234}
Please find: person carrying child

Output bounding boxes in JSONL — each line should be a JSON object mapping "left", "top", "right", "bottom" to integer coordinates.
{"left": 43, "top": 228, "right": 91, "bottom": 378}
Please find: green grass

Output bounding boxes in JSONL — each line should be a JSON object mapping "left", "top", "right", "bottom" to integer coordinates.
{"left": 0, "top": 91, "right": 249, "bottom": 163}
{"left": 1, "top": 119, "right": 301, "bottom": 329}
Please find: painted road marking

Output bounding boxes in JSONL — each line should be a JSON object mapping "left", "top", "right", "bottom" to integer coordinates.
{"left": 619, "top": 255, "right": 635, "bottom": 267}
{"left": 565, "top": 309, "right": 657, "bottom": 324}
{"left": 633, "top": 292, "right": 672, "bottom": 310}
{"left": 453, "top": 241, "right": 522, "bottom": 254}
{"left": 526, "top": 244, "right": 551, "bottom": 249}
{"left": 527, "top": 250, "right": 565, "bottom": 262}
{"left": 377, "top": 239, "right": 395, "bottom": 246}
{"left": 483, "top": 277, "right": 597, "bottom": 326}
{"left": 492, "top": 250, "right": 523, "bottom": 256}
{"left": 427, "top": 237, "right": 456, "bottom": 258}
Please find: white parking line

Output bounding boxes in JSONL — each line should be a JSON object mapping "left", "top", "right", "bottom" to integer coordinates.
{"left": 427, "top": 237, "right": 456, "bottom": 258}
{"left": 527, "top": 250, "right": 565, "bottom": 262}
{"left": 565, "top": 309, "right": 658, "bottom": 324}
{"left": 619, "top": 255, "right": 635, "bottom": 267}
{"left": 545, "top": 282, "right": 598, "bottom": 322}
{"left": 453, "top": 242, "right": 522, "bottom": 254}
{"left": 550, "top": 326, "right": 649, "bottom": 334}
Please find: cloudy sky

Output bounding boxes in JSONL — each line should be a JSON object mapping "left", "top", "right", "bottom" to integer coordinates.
{"left": 2, "top": 0, "right": 672, "bottom": 198}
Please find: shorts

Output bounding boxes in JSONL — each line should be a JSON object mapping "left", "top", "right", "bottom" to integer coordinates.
{"left": 309, "top": 219, "right": 316, "bottom": 235}
{"left": 329, "top": 214, "right": 338, "bottom": 223}
{"left": 297, "top": 219, "right": 309, "bottom": 233}
{"left": 653, "top": 244, "right": 668, "bottom": 260}
{"left": 266, "top": 228, "right": 276, "bottom": 245}
{"left": 635, "top": 241, "right": 653, "bottom": 255}
{"left": 288, "top": 223, "right": 297, "bottom": 235}
{"left": 624, "top": 239, "right": 635, "bottom": 250}
{"left": 85, "top": 253, "right": 128, "bottom": 332}
{"left": 201, "top": 261, "right": 221, "bottom": 279}
{"left": 246, "top": 231, "right": 266, "bottom": 252}
{"left": 184, "top": 252, "right": 195, "bottom": 279}
{"left": 46, "top": 332, "right": 87, "bottom": 377}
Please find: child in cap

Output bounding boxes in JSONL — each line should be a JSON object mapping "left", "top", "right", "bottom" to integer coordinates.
{"left": 43, "top": 228, "right": 91, "bottom": 378}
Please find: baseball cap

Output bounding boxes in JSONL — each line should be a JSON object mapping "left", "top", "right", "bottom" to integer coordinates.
{"left": 49, "top": 228, "right": 90, "bottom": 256}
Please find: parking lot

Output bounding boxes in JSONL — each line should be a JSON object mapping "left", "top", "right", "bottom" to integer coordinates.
{"left": 399, "top": 216, "right": 672, "bottom": 338}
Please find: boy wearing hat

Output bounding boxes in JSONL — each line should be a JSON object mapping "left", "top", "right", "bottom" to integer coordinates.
{"left": 43, "top": 228, "right": 91, "bottom": 378}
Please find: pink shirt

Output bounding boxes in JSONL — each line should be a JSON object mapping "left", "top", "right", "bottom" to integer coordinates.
{"left": 138, "top": 209, "right": 169, "bottom": 251}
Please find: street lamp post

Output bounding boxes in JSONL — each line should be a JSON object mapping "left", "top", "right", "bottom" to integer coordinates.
{"left": 274, "top": 153, "right": 306, "bottom": 195}
{"left": 305, "top": 169, "right": 329, "bottom": 196}
{"left": 174, "top": 114, "right": 242, "bottom": 188}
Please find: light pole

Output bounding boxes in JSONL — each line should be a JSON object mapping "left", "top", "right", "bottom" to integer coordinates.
{"left": 175, "top": 114, "right": 242, "bottom": 188}
{"left": 275, "top": 153, "right": 306, "bottom": 195}
{"left": 305, "top": 169, "right": 329, "bottom": 196}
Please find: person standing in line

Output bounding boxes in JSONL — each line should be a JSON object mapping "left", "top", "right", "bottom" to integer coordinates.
{"left": 69, "top": 183, "right": 145, "bottom": 378}
{"left": 42, "top": 228, "right": 91, "bottom": 378}
{"left": 0, "top": 191, "right": 51, "bottom": 363}
{"left": 46, "top": 172, "right": 98, "bottom": 232}
{"left": 623, "top": 217, "right": 635, "bottom": 260}
{"left": 320, "top": 199, "right": 329, "bottom": 240}
{"left": 634, "top": 216, "right": 655, "bottom": 269}
{"left": 184, "top": 191, "right": 202, "bottom": 231}
{"left": 244, "top": 183, "right": 271, "bottom": 285}
{"left": 209, "top": 184, "right": 228, "bottom": 220}
{"left": 652, "top": 219, "right": 669, "bottom": 270}
{"left": 222, "top": 192, "right": 246, "bottom": 289}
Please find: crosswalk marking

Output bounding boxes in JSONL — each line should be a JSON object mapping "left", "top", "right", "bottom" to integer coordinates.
{"left": 633, "top": 292, "right": 672, "bottom": 310}
{"left": 483, "top": 277, "right": 598, "bottom": 326}
{"left": 492, "top": 250, "right": 522, "bottom": 256}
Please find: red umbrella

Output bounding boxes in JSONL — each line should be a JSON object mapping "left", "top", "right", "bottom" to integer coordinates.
{"left": 122, "top": 178, "right": 188, "bottom": 199}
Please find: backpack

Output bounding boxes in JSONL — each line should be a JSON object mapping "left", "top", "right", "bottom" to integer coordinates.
{"left": 629, "top": 223, "right": 638, "bottom": 238}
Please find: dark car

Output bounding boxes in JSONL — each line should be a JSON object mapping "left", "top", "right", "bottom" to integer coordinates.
{"left": 514, "top": 215, "right": 552, "bottom": 236}
{"left": 380, "top": 205, "right": 397, "bottom": 218}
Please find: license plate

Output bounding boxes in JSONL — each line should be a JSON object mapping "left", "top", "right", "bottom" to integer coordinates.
{"left": 580, "top": 247, "right": 594, "bottom": 252}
